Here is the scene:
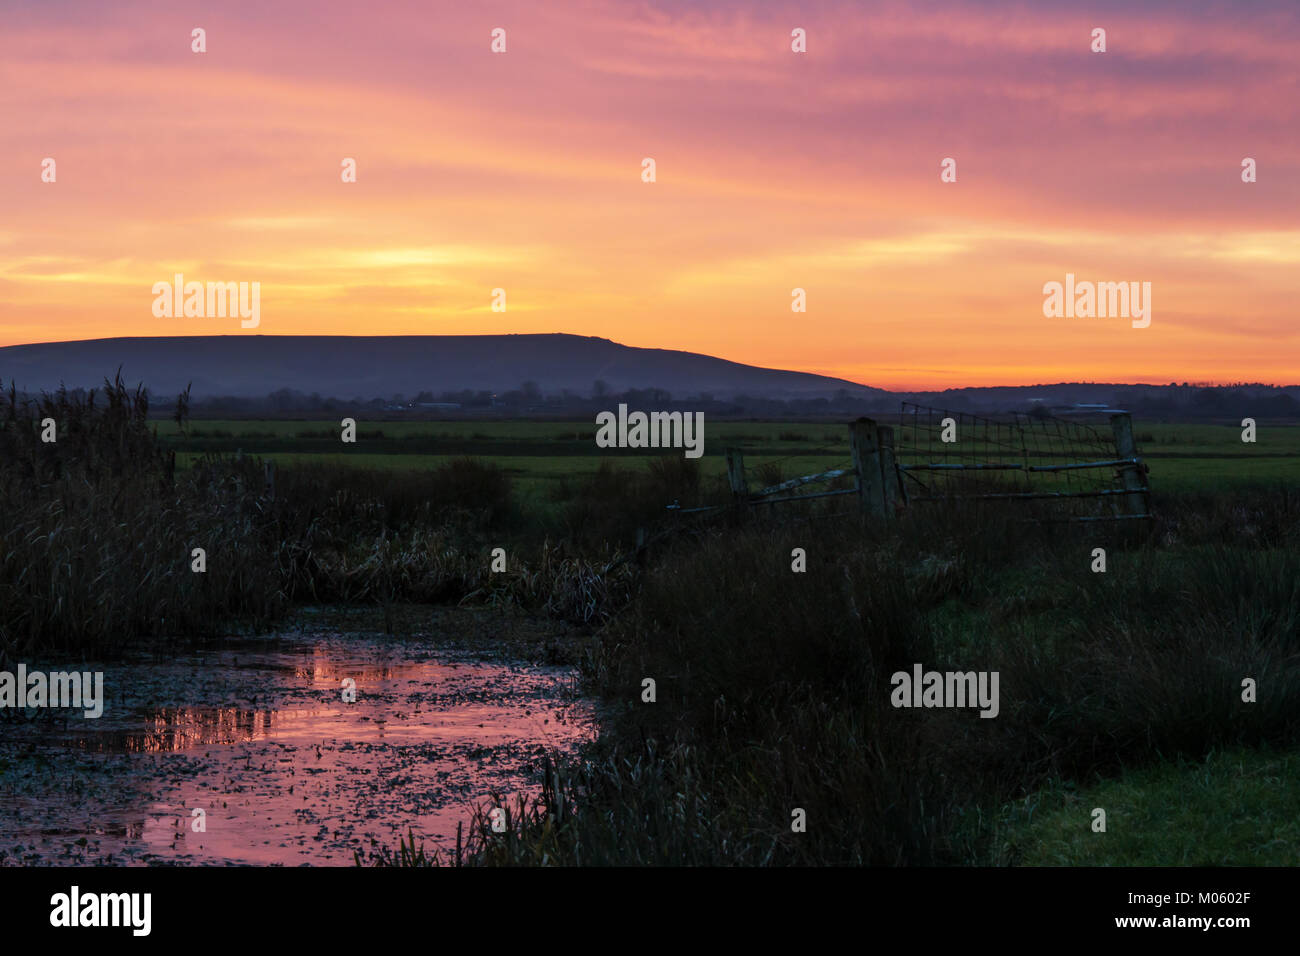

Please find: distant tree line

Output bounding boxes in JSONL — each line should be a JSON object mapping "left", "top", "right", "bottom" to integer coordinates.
{"left": 1113, "top": 386, "right": 1299, "bottom": 419}
{"left": 178, "top": 381, "right": 1300, "bottom": 420}
{"left": 6, "top": 379, "right": 1297, "bottom": 421}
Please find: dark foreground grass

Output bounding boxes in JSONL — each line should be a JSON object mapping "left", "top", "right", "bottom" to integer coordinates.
{"left": 4, "top": 383, "right": 1296, "bottom": 865}
{"left": 368, "top": 487, "right": 1299, "bottom": 866}
{"left": 0, "top": 383, "right": 648, "bottom": 665}
{"left": 0, "top": 381, "right": 717, "bottom": 664}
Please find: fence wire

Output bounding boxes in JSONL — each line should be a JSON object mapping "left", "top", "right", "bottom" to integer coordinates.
{"left": 894, "top": 403, "right": 1146, "bottom": 520}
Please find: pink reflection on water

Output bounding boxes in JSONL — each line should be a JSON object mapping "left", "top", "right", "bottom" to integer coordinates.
{"left": 0, "top": 636, "right": 596, "bottom": 865}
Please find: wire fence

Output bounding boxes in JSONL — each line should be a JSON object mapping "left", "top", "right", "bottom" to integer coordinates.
{"left": 626, "top": 406, "right": 1152, "bottom": 567}
{"left": 894, "top": 403, "right": 1150, "bottom": 521}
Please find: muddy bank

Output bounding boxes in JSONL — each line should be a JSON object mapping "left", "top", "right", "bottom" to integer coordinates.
{"left": 0, "top": 609, "right": 596, "bottom": 865}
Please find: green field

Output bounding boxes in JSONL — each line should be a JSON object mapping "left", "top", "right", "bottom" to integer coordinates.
{"left": 160, "top": 418, "right": 1298, "bottom": 497}
{"left": 992, "top": 747, "right": 1300, "bottom": 866}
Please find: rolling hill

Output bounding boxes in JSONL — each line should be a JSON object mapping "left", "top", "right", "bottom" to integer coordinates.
{"left": 0, "top": 334, "right": 885, "bottom": 402}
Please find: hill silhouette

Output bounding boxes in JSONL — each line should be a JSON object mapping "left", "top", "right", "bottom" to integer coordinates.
{"left": 0, "top": 334, "right": 884, "bottom": 401}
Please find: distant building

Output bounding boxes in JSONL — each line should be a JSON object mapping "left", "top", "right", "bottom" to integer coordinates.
{"left": 1053, "top": 402, "right": 1126, "bottom": 416}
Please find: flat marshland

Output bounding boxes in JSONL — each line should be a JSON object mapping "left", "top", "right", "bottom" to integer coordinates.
{"left": 1, "top": 384, "right": 1296, "bottom": 864}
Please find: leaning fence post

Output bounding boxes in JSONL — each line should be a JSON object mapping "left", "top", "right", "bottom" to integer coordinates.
{"left": 850, "top": 418, "right": 886, "bottom": 517}
{"left": 726, "top": 448, "right": 748, "bottom": 495}
{"left": 877, "top": 425, "right": 901, "bottom": 517}
{"left": 1109, "top": 413, "right": 1148, "bottom": 517}
{"left": 264, "top": 459, "right": 276, "bottom": 500}
{"left": 725, "top": 447, "right": 748, "bottom": 515}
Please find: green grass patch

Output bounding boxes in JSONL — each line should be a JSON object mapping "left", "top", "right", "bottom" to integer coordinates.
{"left": 991, "top": 747, "right": 1300, "bottom": 865}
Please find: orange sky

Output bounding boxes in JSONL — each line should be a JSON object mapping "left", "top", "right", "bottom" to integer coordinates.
{"left": 1, "top": 0, "right": 1297, "bottom": 390}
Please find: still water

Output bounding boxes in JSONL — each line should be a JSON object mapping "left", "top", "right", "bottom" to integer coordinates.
{"left": 0, "top": 628, "right": 595, "bottom": 865}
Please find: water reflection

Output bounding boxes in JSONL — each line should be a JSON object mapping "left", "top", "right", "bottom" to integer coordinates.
{"left": 67, "top": 706, "right": 278, "bottom": 753}
{"left": 0, "top": 633, "right": 596, "bottom": 865}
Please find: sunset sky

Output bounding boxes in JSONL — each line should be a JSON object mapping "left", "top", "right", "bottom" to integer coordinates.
{"left": 2, "top": 0, "right": 1297, "bottom": 390}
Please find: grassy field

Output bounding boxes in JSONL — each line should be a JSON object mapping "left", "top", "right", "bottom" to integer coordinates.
{"left": 990, "top": 747, "right": 1300, "bottom": 866}
{"left": 159, "top": 418, "right": 1299, "bottom": 497}
{"left": 5, "top": 392, "right": 1297, "bottom": 867}
{"left": 372, "top": 503, "right": 1299, "bottom": 866}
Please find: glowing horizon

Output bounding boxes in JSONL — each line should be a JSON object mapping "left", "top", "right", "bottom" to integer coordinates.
{"left": 2, "top": 0, "right": 1297, "bottom": 391}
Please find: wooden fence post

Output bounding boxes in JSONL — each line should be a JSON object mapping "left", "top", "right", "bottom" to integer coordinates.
{"left": 877, "top": 425, "right": 901, "bottom": 517}
{"left": 849, "top": 418, "right": 886, "bottom": 517}
{"left": 1109, "top": 413, "right": 1148, "bottom": 517}
{"left": 725, "top": 447, "right": 748, "bottom": 515}
{"left": 726, "top": 448, "right": 748, "bottom": 495}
